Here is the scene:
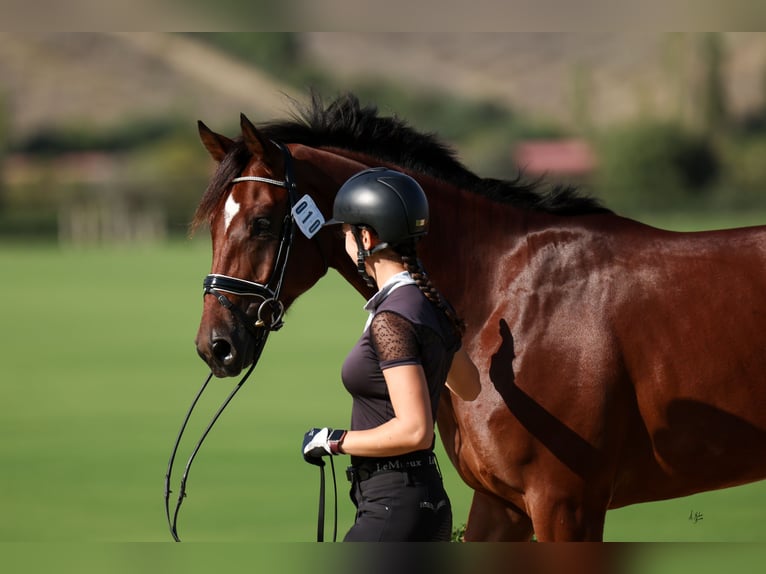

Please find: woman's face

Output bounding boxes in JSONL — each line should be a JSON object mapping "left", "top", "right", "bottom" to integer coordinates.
{"left": 342, "top": 224, "right": 378, "bottom": 264}
{"left": 342, "top": 224, "right": 358, "bottom": 262}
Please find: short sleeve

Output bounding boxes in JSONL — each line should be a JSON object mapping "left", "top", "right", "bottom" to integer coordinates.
{"left": 370, "top": 311, "right": 420, "bottom": 368}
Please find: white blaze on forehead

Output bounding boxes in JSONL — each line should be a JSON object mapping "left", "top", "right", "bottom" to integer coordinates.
{"left": 223, "top": 192, "right": 241, "bottom": 233}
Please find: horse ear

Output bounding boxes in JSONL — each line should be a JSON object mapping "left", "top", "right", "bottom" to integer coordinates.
{"left": 240, "top": 113, "right": 281, "bottom": 164}
{"left": 198, "top": 120, "right": 234, "bottom": 162}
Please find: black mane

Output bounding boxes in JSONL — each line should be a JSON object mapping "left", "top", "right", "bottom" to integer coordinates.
{"left": 262, "top": 92, "right": 609, "bottom": 215}
{"left": 195, "top": 92, "right": 609, "bottom": 228}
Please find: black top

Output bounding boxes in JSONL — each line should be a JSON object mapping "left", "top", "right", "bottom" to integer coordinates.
{"left": 341, "top": 283, "right": 461, "bottom": 438}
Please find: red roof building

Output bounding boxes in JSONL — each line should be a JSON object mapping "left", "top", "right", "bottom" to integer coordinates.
{"left": 514, "top": 139, "right": 597, "bottom": 178}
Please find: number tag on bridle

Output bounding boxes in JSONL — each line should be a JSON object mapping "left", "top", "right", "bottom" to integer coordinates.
{"left": 292, "top": 194, "right": 325, "bottom": 239}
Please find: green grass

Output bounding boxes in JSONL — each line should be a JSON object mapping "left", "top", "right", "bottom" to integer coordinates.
{"left": 0, "top": 238, "right": 476, "bottom": 543}
{"left": 627, "top": 208, "right": 766, "bottom": 232}
{"left": 1, "top": 227, "right": 765, "bottom": 547}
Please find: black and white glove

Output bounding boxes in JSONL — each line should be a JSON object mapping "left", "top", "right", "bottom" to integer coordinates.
{"left": 302, "top": 427, "right": 347, "bottom": 465}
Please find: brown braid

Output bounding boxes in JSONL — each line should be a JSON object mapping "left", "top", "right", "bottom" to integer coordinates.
{"left": 394, "top": 241, "right": 466, "bottom": 337}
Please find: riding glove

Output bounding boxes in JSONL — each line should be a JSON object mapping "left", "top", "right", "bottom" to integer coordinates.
{"left": 302, "top": 427, "right": 347, "bottom": 465}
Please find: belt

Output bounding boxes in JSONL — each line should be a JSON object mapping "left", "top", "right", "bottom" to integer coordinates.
{"left": 346, "top": 451, "right": 440, "bottom": 483}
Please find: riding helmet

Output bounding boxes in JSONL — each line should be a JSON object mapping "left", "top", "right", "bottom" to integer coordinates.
{"left": 326, "top": 168, "right": 429, "bottom": 245}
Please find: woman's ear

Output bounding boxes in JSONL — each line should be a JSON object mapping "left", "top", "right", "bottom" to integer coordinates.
{"left": 361, "top": 228, "right": 378, "bottom": 251}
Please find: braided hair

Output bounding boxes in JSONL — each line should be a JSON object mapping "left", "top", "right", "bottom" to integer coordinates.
{"left": 393, "top": 240, "right": 465, "bottom": 338}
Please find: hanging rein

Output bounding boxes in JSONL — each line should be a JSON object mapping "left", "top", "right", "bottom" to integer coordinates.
{"left": 163, "top": 142, "right": 337, "bottom": 542}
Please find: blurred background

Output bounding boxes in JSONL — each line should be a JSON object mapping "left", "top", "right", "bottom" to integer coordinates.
{"left": 2, "top": 31, "right": 766, "bottom": 572}
{"left": 4, "top": 32, "right": 766, "bottom": 243}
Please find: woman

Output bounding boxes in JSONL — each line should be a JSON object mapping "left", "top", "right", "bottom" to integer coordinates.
{"left": 302, "top": 167, "right": 480, "bottom": 542}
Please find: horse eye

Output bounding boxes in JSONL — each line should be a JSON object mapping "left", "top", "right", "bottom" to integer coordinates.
{"left": 251, "top": 217, "right": 272, "bottom": 237}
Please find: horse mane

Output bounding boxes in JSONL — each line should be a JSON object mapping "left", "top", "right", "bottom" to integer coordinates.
{"left": 194, "top": 92, "right": 609, "bottom": 229}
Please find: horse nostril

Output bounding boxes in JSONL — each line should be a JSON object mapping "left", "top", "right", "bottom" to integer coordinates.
{"left": 211, "top": 339, "right": 232, "bottom": 362}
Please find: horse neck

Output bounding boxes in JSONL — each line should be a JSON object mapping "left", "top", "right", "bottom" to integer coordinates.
{"left": 294, "top": 146, "right": 377, "bottom": 299}
{"left": 415, "top": 175, "right": 531, "bottom": 317}
{"left": 418, "top": 180, "right": 621, "bottom": 331}
{"left": 296, "top": 145, "right": 537, "bottom": 306}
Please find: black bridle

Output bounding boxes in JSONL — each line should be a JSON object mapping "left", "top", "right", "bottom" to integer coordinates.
{"left": 201, "top": 147, "right": 299, "bottom": 336}
{"left": 164, "top": 142, "right": 303, "bottom": 542}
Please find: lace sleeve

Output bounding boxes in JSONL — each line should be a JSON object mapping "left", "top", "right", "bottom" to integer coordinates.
{"left": 370, "top": 311, "right": 420, "bottom": 367}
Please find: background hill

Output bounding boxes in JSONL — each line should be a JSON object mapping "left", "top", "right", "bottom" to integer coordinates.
{"left": 303, "top": 32, "right": 766, "bottom": 127}
{"left": 2, "top": 33, "right": 766, "bottom": 136}
{"left": 2, "top": 32, "right": 766, "bottom": 241}
{"left": 0, "top": 33, "right": 297, "bottom": 137}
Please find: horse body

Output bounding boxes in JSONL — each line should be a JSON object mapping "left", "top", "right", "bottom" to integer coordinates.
{"left": 421, "top": 205, "right": 766, "bottom": 539}
{"left": 193, "top": 96, "right": 766, "bottom": 541}
{"left": 608, "top": 225, "right": 766, "bottom": 496}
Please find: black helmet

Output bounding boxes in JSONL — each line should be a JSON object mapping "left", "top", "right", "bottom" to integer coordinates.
{"left": 326, "top": 167, "right": 429, "bottom": 246}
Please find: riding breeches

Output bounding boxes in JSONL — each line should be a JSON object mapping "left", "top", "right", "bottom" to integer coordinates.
{"left": 344, "top": 464, "right": 452, "bottom": 542}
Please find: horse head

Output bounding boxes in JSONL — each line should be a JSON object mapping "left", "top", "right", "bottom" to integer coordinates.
{"left": 193, "top": 114, "right": 341, "bottom": 377}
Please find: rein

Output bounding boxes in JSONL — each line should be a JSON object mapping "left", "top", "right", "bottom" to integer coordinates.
{"left": 164, "top": 142, "right": 309, "bottom": 541}
{"left": 164, "top": 363, "right": 257, "bottom": 542}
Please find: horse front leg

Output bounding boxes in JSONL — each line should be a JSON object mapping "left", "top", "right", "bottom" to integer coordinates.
{"left": 463, "top": 490, "right": 534, "bottom": 541}
{"left": 527, "top": 492, "right": 607, "bottom": 541}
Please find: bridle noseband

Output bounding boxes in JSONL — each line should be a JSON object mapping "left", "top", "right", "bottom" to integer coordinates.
{"left": 203, "top": 274, "right": 286, "bottom": 333}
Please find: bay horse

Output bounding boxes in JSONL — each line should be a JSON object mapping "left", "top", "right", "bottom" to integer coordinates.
{"left": 192, "top": 93, "right": 766, "bottom": 541}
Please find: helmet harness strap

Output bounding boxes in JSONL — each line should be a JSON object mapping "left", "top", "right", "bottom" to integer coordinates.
{"left": 350, "top": 225, "right": 389, "bottom": 289}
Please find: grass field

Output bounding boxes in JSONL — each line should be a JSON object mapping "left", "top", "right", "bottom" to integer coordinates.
{"left": 1, "top": 213, "right": 765, "bottom": 568}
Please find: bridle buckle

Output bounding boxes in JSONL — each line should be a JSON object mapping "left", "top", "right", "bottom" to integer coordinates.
{"left": 255, "top": 298, "right": 285, "bottom": 330}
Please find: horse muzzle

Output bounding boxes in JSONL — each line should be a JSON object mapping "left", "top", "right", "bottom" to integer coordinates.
{"left": 196, "top": 325, "right": 255, "bottom": 378}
